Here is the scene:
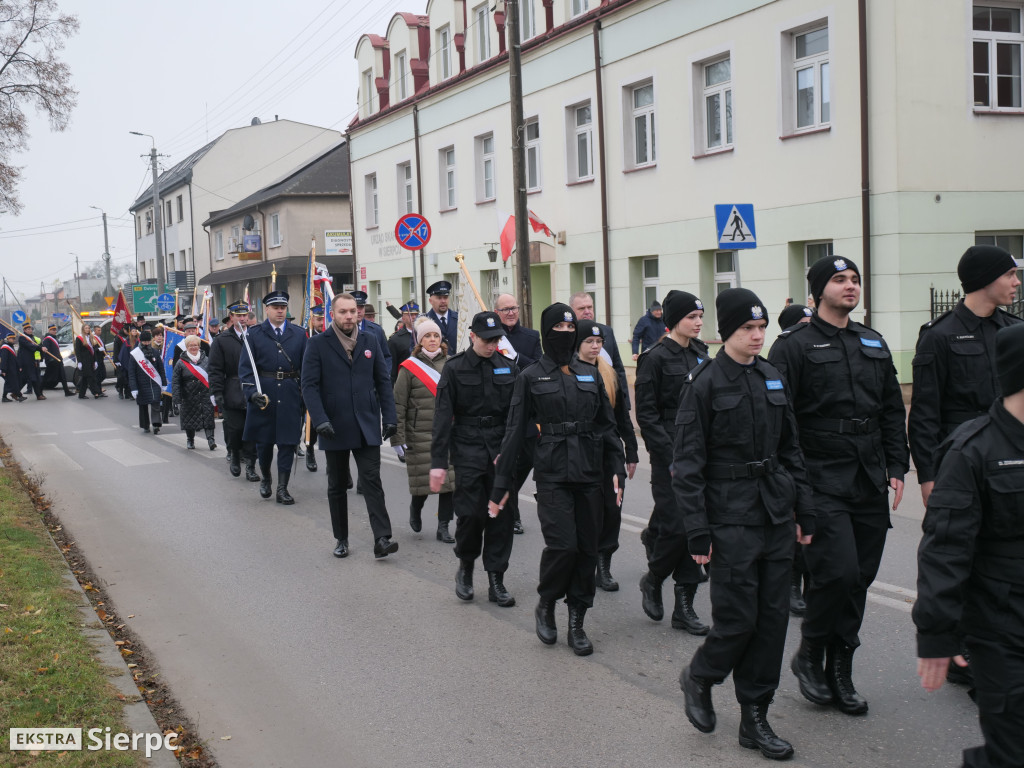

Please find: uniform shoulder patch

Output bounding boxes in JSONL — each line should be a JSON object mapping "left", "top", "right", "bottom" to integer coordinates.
{"left": 686, "top": 359, "right": 713, "bottom": 383}
{"left": 920, "top": 309, "right": 953, "bottom": 332}
{"left": 778, "top": 322, "right": 809, "bottom": 339}
{"left": 995, "top": 308, "right": 1024, "bottom": 325}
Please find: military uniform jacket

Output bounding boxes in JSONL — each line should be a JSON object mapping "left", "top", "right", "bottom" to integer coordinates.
{"left": 575, "top": 356, "right": 640, "bottom": 467}
{"left": 597, "top": 322, "right": 631, "bottom": 411}
{"left": 0, "top": 343, "right": 18, "bottom": 382}
{"left": 426, "top": 308, "right": 458, "bottom": 353}
{"left": 387, "top": 327, "right": 413, "bottom": 382}
{"left": 238, "top": 320, "right": 307, "bottom": 445}
{"left": 909, "top": 301, "right": 1023, "bottom": 483}
{"left": 635, "top": 336, "right": 709, "bottom": 460}
{"left": 672, "top": 350, "right": 815, "bottom": 542}
{"left": 208, "top": 329, "right": 248, "bottom": 412}
{"left": 17, "top": 336, "right": 41, "bottom": 382}
{"left": 41, "top": 335, "right": 62, "bottom": 384}
{"left": 767, "top": 315, "right": 909, "bottom": 500}
{"left": 492, "top": 356, "right": 625, "bottom": 496}
{"left": 431, "top": 347, "right": 519, "bottom": 473}
{"left": 914, "top": 401, "right": 1024, "bottom": 657}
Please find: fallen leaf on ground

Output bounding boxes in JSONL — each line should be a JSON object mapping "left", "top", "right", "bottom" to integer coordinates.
{"left": 220, "top": 735, "right": 231, "bottom": 740}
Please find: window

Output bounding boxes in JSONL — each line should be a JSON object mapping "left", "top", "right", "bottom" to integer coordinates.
{"left": 702, "top": 56, "right": 733, "bottom": 151}
{"left": 976, "top": 233, "right": 1024, "bottom": 292}
{"left": 394, "top": 51, "right": 408, "bottom": 101}
{"left": 803, "top": 241, "right": 833, "bottom": 298}
{"left": 440, "top": 147, "right": 456, "bottom": 209}
{"left": 269, "top": 213, "right": 281, "bottom": 247}
{"left": 179, "top": 250, "right": 186, "bottom": 270}
{"left": 973, "top": 4, "right": 1023, "bottom": 109}
{"left": 572, "top": 0, "right": 589, "bottom": 17}
{"left": 521, "top": 0, "right": 536, "bottom": 40}
{"left": 476, "top": 134, "right": 495, "bottom": 202}
{"left": 570, "top": 103, "right": 594, "bottom": 181}
{"left": 438, "top": 26, "right": 452, "bottom": 81}
{"left": 362, "top": 68, "right": 374, "bottom": 115}
{"left": 139, "top": 261, "right": 147, "bottom": 280}
{"left": 583, "top": 262, "right": 597, "bottom": 306}
{"left": 474, "top": 4, "right": 491, "bottom": 63}
{"left": 642, "top": 257, "right": 659, "bottom": 308}
{"left": 176, "top": 195, "right": 184, "bottom": 222}
{"left": 791, "top": 25, "right": 830, "bottom": 130}
{"left": 165, "top": 200, "right": 172, "bottom": 228}
{"left": 136, "top": 216, "right": 141, "bottom": 239}
{"left": 145, "top": 209, "right": 153, "bottom": 235}
{"left": 215, "top": 231, "right": 224, "bottom": 262}
{"left": 525, "top": 118, "right": 541, "bottom": 191}
{"left": 627, "top": 81, "right": 656, "bottom": 168}
{"left": 715, "top": 251, "right": 739, "bottom": 294}
{"left": 365, "top": 174, "right": 379, "bottom": 227}
{"left": 398, "top": 162, "right": 414, "bottom": 215}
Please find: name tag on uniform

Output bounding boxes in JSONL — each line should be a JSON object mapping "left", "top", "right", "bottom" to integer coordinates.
{"left": 860, "top": 338, "right": 883, "bottom": 348}
{"left": 576, "top": 374, "right": 595, "bottom": 382}
{"left": 766, "top": 380, "right": 784, "bottom": 390}
{"left": 998, "top": 459, "right": 1024, "bottom": 467}
{"left": 492, "top": 367, "right": 511, "bottom": 375}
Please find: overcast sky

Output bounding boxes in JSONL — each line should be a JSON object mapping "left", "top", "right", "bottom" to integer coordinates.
{"left": 0, "top": 0, "right": 414, "bottom": 299}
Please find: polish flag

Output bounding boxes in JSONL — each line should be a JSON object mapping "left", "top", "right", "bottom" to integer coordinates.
{"left": 499, "top": 215, "right": 516, "bottom": 263}
{"left": 528, "top": 209, "right": 554, "bottom": 237}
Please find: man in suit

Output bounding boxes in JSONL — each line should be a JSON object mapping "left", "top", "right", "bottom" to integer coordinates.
{"left": 209, "top": 300, "right": 259, "bottom": 482}
{"left": 351, "top": 290, "right": 392, "bottom": 374}
{"left": 426, "top": 280, "right": 458, "bottom": 354}
{"left": 495, "top": 293, "right": 541, "bottom": 367}
{"left": 238, "top": 291, "right": 308, "bottom": 504}
{"left": 569, "top": 292, "right": 631, "bottom": 409}
{"left": 301, "top": 292, "right": 400, "bottom": 559}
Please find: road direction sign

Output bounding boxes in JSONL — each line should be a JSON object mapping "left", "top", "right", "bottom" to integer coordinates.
{"left": 11, "top": 310, "right": 25, "bottom": 324}
{"left": 395, "top": 213, "right": 432, "bottom": 251}
{"left": 715, "top": 204, "right": 757, "bottom": 250}
{"left": 131, "top": 285, "right": 158, "bottom": 312}
{"left": 156, "top": 293, "right": 176, "bottom": 312}
{"left": 52, "top": 313, "right": 69, "bottom": 321}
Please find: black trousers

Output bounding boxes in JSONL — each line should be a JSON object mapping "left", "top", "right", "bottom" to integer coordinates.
{"left": 221, "top": 408, "right": 255, "bottom": 459}
{"left": 411, "top": 491, "right": 454, "bottom": 522}
{"left": 185, "top": 427, "right": 215, "bottom": 441}
{"left": 647, "top": 461, "right": 705, "bottom": 584}
{"left": 325, "top": 447, "right": 392, "bottom": 542}
{"left": 535, "top": 482, "right": 601, "bottom": 608}
{"left": 46, "top": 359, "right": 73, "bottom": 393}
{"left": 598, "top": 479, "right": 623, "bottom": 555}
{"left": 3, "top": 372, "right": 22, "bottom": 399}
{"left": 257, "top": 443, "right": 296, "bottom": 473}
{"left": 690, "top": 521, "right": 794, "bottom": 704}
{"left": 22, "top": 366, "right": 42, "bottom": 396}
{"left": 800, "top": 493, "right": 889, "bottom": 648}
{"left": 453, "top": 468, "right": 514, "bottom": 573}
{"left": 963, "top": 635, "right": 1024, "bottom": 768}
{"left": 115, "top": 365, "right": 128, "bottom": 395}
{"left": 138, "top": 402, "right": 162, "bottom": 429}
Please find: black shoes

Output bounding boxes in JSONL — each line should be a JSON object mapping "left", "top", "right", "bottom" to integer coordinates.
{"left": 640, "top": 526, "right": 655, "bottom": 561}
{"left": 186, "top": 438, "right": 195, "bottom": 450}
{"left": 374, "top": 536, "right": 398, "bottom": 559}
{"left": 305, "top": 448, "right": 317, "bottom": 472}
{"left": 566, "top": 603, "right": 593, "bottom": 656}
{"left": 513, "top": 510, "right": 524, "bottom": 535}
{"left": 680, "top": 663, "right": 716, "bottom": 733}
{"left": 487, "top": 572, "right": 515, "bottom": 607}
{"left": 436, "top": 520, "right": 455, "bottom": 543}
{"left": 825, "top": 642, "right": 869, "bottom": 715}
{"left": 738, "top": 701, "right": 794, "bottom": 760}
{"left": 455, "top": 560, "right": 474, "bottom": 600}
{"left": 791, "top": 639, "right": 833, "bottom": 706}
{"left": 142, "top": 426, "right": 150, "bottom": 433}
{"left": 229, "top": 450, "right": 241, "bottom": 477}
{"left": 409, "top": 502, "right": 422, "bottom": 533}
{"left": 276, "top": 471, "right": 295, "bottom": 505}
{"left": 245, "top": 458, "right": 260, "bottom": 482}
{"left": 259, "top": 469, "right": 273, "bottom": 499}
{"left": 790, "top": 569, "right": 806, "bottom": 616}
{"left": 640, "top": 571, "right": 665, "bottom": 621}
{"left": 535, "top": 599, "right": 557, "bottom": 645}
{"left": 596, "top": 552, "right": 619, "bottom": 592}
{"left": 208, "top": 437, "right": 217, "bottom": 450}
{"left": 671, "top": 583, "right": 709, "bottom": 635}
{"left": 295, "top": 443, "right": 305, "bottom": 457}
{"left": 152, "top": 424, "right": 160, "bottom": 434}
{"left": 333, "top": 539, "right": 348, "bottom": 558}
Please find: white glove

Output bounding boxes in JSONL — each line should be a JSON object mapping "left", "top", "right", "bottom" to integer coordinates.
{"left": 77, "top": 362, "right": 82, "bottom": 370}
{"left": 131, "top": 390, "right": 138, "bottom": 399}
{"left": 209, "top": 395, "right": 217, "bottom": 406}
{"left": 393, "top": 445, "right": 406, "bottom": 458}
{"left": 94, "top": 362, "right": 99, "bottom": 369}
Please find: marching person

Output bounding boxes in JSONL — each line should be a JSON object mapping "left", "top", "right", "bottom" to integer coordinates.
{"left": 568, "top": 292, "right": 629, "bottom": 409}
{"left": 392, "top": 316, "right": 455, "bottom": 541}
{"left": 431, "top": 312, "right": 519, "bottom": 605}
{"left": 41, "top": 323, "right": 75, "bottom": 396}
{"left": 302, "top": 304, "right": 327, "bottom": 472}
{"left": 152, "top": 326, "right": 173, "bottom": 425}
{"left": 209, "top": 302, "right": 260, "bottom": 481}
{"left": 128, "top": 329, "right": 166, "bottom": 434}
{"left": 495, "top": 293, "right": 542, "bottom": 367}
{"left": 113, "top": 324, "right": 129, "bottom": 399}
{"left": 635, "top": 290, "right": 710, "bottom": 634}
{"left": 238, "top": 291, "right": 307, "bottom": 504}
{"left": 301, "top": 292, "right": 399, "bottom": 559}
{"left": 489, "top": 303, "right": 625, "bottom": 655}
{"left": 768, "top": 255, "right": 909, "bottom": 716}
{"left": 74, "top": 322, "right": 103, "bottom": 399}
{"left": 172, "top": 334, "right": 217, "bottom": 450}
{"left": 91, "top": 326, "right": 109, "bottom": 393}
{"left": 1, "top": 331, "right": 25, "bottom": 402}
{"left": 388, "top": 301, "right": 417, "bottom": 382}
{"left": 575, "top": 319, "right": 638, "bottom": 592}
{"left": 351, "top": 290, "right": 392, "bottom": 373}
{"left": 425, "top": 280, "right": 458, "bottom": 353}
{"left": 676, "top": 288, "right": 815, "bottom": 760}
{"left": 172, "top": 317, "right": 210, "bottom": 366}
{"left": 17, "top": 322, "right": 45, "bottom": 400}
{"left": 631, "top": 301, "right": 666, "bottom": 360}
{"left": 915, "top": 323, "right": 1024, "bottom": 768}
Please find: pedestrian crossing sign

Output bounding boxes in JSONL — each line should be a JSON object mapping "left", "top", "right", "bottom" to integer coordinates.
{"left": 715, "top": 204, "right": 757, "bottom": 250}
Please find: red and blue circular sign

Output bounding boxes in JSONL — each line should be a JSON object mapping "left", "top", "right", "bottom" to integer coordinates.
{"left": 395, "top": 213, "right": 431, "bottom": 251}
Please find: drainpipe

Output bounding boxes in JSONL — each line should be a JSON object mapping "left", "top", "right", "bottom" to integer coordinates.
{"left": 858, "top": 0, "right": 872, "bottom": 325}
{"left": 593, "top": 21, "right": 612, "bottom": 324}
{"left": 345, "top": 134, "right": 358, "bottom": 292}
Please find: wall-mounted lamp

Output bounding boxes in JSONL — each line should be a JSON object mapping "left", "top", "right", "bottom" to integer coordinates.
{"left": 484, "top": 242, "right": 501, "bottom": 265}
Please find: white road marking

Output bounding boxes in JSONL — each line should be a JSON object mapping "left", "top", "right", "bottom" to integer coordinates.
{"left": 88, "top": 439, "right": 166, "bottom": 467}
{"left": 622, "top": 513, "right": 649, "bottom": 526}
{"left": 871, "top": 580, "right": 918, "bottom": 599}
{"left": 29, "top": 432, "right": 59, "bottom": 436}
{"left": 866, "top": 593, "right": 913, "bottom": 613}
{"left": 156, "top": 433, "right": 224, "bottom": 459}
{"left": 18, "top": 444, "right": 83, "bottom": 472}
{"left": 72, "top": 427, "right": 120, "bottom": 434}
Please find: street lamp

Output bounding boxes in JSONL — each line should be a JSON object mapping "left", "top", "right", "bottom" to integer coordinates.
{"left": 129, "top": 131, "right": 165, "bottom": 292}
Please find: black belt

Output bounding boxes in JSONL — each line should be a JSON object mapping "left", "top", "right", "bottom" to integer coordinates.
{"left": 539, "top": 421, "right": 595, "bottom": 435}
{"left": 258, "top": 369, "right": 299, "bottom": 380}
{"left": 708, "top": 454, "right": 780, "bottom": 480}
{"left": 976, "top": 539, "right": 1024, "bottom": 558}
{"left": 803, "top": 417, "right": 879, "bottom": 435}
{"left": 456, "top": 415, "right": 502, "bottom": 428}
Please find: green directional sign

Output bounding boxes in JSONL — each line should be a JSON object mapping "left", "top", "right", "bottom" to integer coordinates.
{"left": 131, "top": 284, "right": 159, "bottom": 312}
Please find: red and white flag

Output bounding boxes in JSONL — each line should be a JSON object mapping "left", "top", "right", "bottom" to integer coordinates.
{"left": 110, "top": 290, "right": 130, "bottom": 340}
{"left": 130, "top": 347, "right": 163, "bottom": 387}
{"left": 528, "top": 209, "right": 554, "bottom": 237}
{"left": 500, "top": 210, "right": 556, "bottom": 263}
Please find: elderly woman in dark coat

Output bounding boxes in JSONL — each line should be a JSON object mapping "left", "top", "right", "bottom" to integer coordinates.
{"left": 172, "top": 334, "right": 217, "bottom": 450}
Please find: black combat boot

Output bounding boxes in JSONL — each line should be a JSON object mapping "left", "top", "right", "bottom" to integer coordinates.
{"left": 825, "top": 642, "right": 869, "bottom": 715}
{"left": 487, "top": 572, "right": 515, "bottom": 607}
{"left": 566, "top": 602, "right": 593, "bottom": 656}
{"left": 455, "top": 559, "right": 474, "bottom": 600}
{"left": 738, "top": 700, "right": 794, "bottom": 760}
{"left": 229, "top": 449, "right": 241, "bottom": 477}
{"left": 513, "top": 508, "right": 524, "bottom": 534}
{"left": 436, "top": 519, "right": 455, "bottom": 543}
{"left": 671, "top": 583, "right": 709, "bottom": 635}
{"left": 640, "top": 526, "right": 655, "bottom": 561}
{"left": 259, "top": 465, "right": 273, "bottom": 499}
{"left": 789, "top": 567, "right": 806, "bottom": 616}
{"left": 596, "top": 552, "right": 619, "bottom": 591}
{"left": 186, "top": 436, "right": 195, "bottom": 450}
{"left": 245, "top": 456, "right": 261, "bottom": 482}
{"left": 305, "top": 447, "right": 317, "bottom": 472}
{"left": 640, "top": 571, "right": 666, "bottom": 621}
{"left": 535, "top": 599, "right": 557, "bottom": 645}
{"left": 276, "top": 471, "right": 295, "bottom": 505}
{"left": 679, "top": 663, "right": 716, "bottom": 733}
{"left": 791, "top": 639, "right": 833, "bottom": 705}
{"left": 409, "top": 498, "right": 423, "bottom": 533}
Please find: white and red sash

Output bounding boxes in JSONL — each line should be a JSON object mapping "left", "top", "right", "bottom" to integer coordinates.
{"left": 130, "top": 347, "right": 163, "bottom": 387}
{"left": 400, "top": 356, "right": 441, "bottom": 397}
{"left": 180, "top": 360, "right": 209, "bottom": 389}
{"left": 1, "top": 343, "right": 15, "bottom": 356}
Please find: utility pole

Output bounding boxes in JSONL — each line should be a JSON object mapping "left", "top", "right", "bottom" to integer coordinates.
{"left": 91, "top": 207, "right": 114, "bottom": 298}
{"left": 71, "top": 253, "right": 82, "bottom": 304}
{"left": 506, "top": 0, "right": 532, "bottom": 328}
{"left": 130, "top": 132, "right": 165, "bottom": 292}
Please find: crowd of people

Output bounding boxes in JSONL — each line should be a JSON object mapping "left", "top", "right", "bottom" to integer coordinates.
{"left": 1, "top": 320, "right": 81, "bottom": 401}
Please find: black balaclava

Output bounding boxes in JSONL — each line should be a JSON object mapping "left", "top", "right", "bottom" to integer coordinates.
{"left": 541, "top": 303, "right": 577, "bottom": 366}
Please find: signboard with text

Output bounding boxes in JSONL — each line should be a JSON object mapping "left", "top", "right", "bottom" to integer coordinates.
{"left": 131, "top": 285, "right": 158, "bottom": 312}
{"left": 325, "top": 230, "right": 353, "bottom": 256}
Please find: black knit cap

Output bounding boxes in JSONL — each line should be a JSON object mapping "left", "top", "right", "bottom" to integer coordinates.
{"left": 779, "top": 303, "right": 813, "bottom": 329}
{"left": 716, "top": 288, "right": 769, "bottom": 341}
{"left": 541, "top": 303, "right": 576, "bottom": 336}
{"left": 958, "top": 245, "right": 1018, "bottom": 293}
{"left": 140, "top": 330, "right": 153, "bottom": 342}
{"left": 662, "top": 290, "right": 704, "bottom": 330}
{"left": 997, "top": 324, "right": 1024, "bottom": 396}
{"left": 576, "top": 319, "right": 604, "bottom": 348}
{"left": 807, "top": 255, "right": 860, "bottom": 305}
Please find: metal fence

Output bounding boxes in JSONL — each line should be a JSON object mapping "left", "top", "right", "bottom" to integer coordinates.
{"left": 931, "top": 285, "right": 1024, "bottom": 319}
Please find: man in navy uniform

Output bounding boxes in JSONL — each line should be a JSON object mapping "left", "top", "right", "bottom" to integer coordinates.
{"left": 209, "top": 300, "right": 259, "bottom": 482}
{"left": 302, "top": 304, "right": 327, "bottom": 472}
{"left": 351, "top": 290, "right": 392, "bottom": 374}
{"left": 41, "top": 322, "right": 75, "bottom": 396}
{"left": 17, "top": 322, "right": 45, "bottom": 400}
{"left": 388, "top": 301, "right": 417, "bottom": 382}
{"left": 426, "top": 280, "right": 458, "bottom": 353}
{"left": 238, "top": 290, "right": 308, "bottom": 504}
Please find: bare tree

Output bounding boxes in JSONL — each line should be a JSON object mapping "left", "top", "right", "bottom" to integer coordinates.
{"left": 0, "top": 0, "right": 78, "bottom": 214}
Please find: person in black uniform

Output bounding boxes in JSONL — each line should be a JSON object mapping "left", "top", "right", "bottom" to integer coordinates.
{"left": 1, "top": 331, "right": 24, "bottom": 402}
{"left": 677, "top": 288, "right": 815, "bottom": 760}
{"left": 301, "top": 304, "right": 327, "bottom": 472}
{"left": 768, "top": 255, "right": 909, "bottom": 716}
{"left": 351, "top": 290, "right": 392, "bottom": 374}
{"left": 41, "top": 323, "right": 75, "bottom": 396}
{"left": 425, "top": 280, "right": 458, "bottom": 353}
{"left": 915, "top": 323, "right": 1024, "bottom": 768}
{"left": 569, "top": 292, "right": 630, "bottom": 409}
{"left": 388, "top": 301, "right": 417, "bottom": 382}
{"left": 238, "top": 291, "right": 308, "bottom": 504}
{"left": 74, "top": 323, "right": 103, "bottom": 399}
{"left": 431, "top": 311, "right": 520, "bottom": 606}
{"left": 112, "top": 325, "right": 129, "bottom": 399}
{"left": 17, "top": 323, "right": 45, "bottom": 400}
{"left": 635, "top": 290, "right": 710, "bottom": 634}
{"left": 209, "top": 301, "right": 259, "bottom": 481}
{"left": 489, "top": 303, "right": 625, "bottom": 656}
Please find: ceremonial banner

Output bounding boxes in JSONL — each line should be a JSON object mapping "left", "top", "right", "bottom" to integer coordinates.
{"left": 110, "top": 290, "right": 130, "bottom": 340}
{"left": 162, "top": 330, "right": 184, "bottom": 395}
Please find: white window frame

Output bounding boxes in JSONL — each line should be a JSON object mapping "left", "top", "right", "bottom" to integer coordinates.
{"left": 786, "top": 23, "right": 830, "bottom": 132}
{"left": 139, "top": 261, "right": 147, "bottom": 281}
{"left": 625, "top": 80, "right": 656, "bottom": 169}
{"left": 642, "top": 257, "right": 659, "bottom": 308}
{"left": 362, "top": 68, "right": 374, "bottom": 116}
{"left": 438, "top": 25, "right": 452, "bottom": 81}
{"left": 699, "top": 55, "right": 733, "bottom": 152}
{"left": 398, "top": 162, "right": 414, "bottom": 215}
{"left": 521, "top": 0, "right": 536, "bottom": 40}
{"left": 440, "top": 146, "right": 457, "bottom": 209}
{"left": 476, "top": 133, "right": 496, "bottom": 202}
{"left": 802, "top": 241, "right": 834, "bottom": 298}
{"left": 215, "top": 231, "right": 224, "bottom": 262}
{"left": 474, "top": 4, "right": 491, "bottom": 63}
{"left": 973, "top": 3, "right": 1024, "bottom": 110}
{"left": 165, "top": 200, "right": 172, "bottom": 228}
{"left": 525, "top": 117, "right": 541, "bottom": 191}
{"left": 269, "top": 213, "right": 282, "bottom": 247}
{"left": 567, "top": 101, "right": 594, "bottom": 182}
{"left": 145, "top": 209, "right": 153, "bottom": 235}
{"left": 714, "top": 251, "right": 739, "bottom": 295}
{"left": 176, "top": 194, "right": 184, "bottom": 222}
{"left": 394, "top": 50, "right": 408, "bottom": 101}
{"left": 583, "top": 261, "right": 597, "bottom": 305}
{"left": 365, "top": 174, "right": 379, "bottom": 228}
{"left": 571, "top": 0, "right": 589, "bottom": 18}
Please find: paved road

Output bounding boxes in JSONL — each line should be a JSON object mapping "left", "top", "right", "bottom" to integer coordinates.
{"left": 1, "top": 395, "right": 981, "bottom": 768}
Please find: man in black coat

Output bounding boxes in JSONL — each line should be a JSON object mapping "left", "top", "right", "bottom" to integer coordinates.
{"left": 495, "top": 293, "right": 541, "bottom": 367}
{"left": 569, "top": 292, "right": 630, "bottom": 409}
{"left": 351, "top": 290, "right": 392, "bottom": 374}
{"left": 171, "top": 318, "right": 211, "bottom": 366}
{"left": 387, "top": 301, "right": 417, "bottom": 383}
{"left": 41, "top": 323, "right": 74, "bottom": 396}
{"left": 74, "top": 323, "right": 104, "bottom": 399}
{"left": 1, "top": 331, "right": 24, "bottom": 402}
{"left": 209, "top": 301, "right": 259, "bottom": 481}
{"left": 17, "top": 323, "right": 45, "bottom": 400}
{"left": 301, "top": 292, "right": 399, "bottom": 560}
{"left": 425, "top": 280, "right": 458, "bottom": 353}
